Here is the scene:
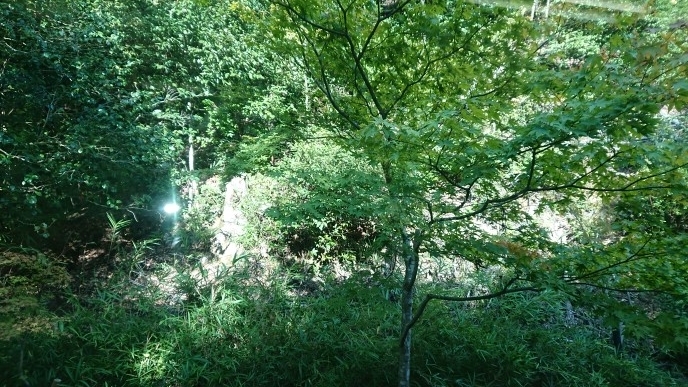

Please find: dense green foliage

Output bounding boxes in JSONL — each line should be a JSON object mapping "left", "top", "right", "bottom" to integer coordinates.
{"left": 1, "top": 0, "right": 687, "bottom": 386}
{"left": 0, "top": 0, "right": 301, "bottom": 249}
{"left": 269, "top": 0, "right": 687, "bottom": 384}
{"left": 4, "top": 263, "right": 686, "bottom": 387}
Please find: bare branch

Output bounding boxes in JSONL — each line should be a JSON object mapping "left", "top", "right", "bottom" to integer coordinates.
{"left": 432, "top": 153, "right": 687, "bottom": 224}
{"left": 300, "top": 33, "right": 361, "bottom": 130}
{"left": 388, "top": 19, "right": 493, "bottom": 115}
{"left": 567, "top": 282, "right": 677, "bottom": 295}
{"left": 567, "top": 239, "right": 652, "bottom": 282}
{"left": 539, "top": 161, "right": 688, "bottom": 193}
{"left": 273, "top": 0, "right": 346, "bottom": 37}
{"left": 400, "top": 277, "right": 539, "bottom": 346}
{"left": 337, "top": 4, "right": 387, "bottom": 117}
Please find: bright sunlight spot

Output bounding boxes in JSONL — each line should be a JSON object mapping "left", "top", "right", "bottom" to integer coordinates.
{"left": 163, "top": 202, "right": 180, "bottom": 214}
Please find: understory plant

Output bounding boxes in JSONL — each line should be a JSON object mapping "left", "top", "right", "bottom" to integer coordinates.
{"left": 2, "top": 251, "right": 685, "bottom": 387}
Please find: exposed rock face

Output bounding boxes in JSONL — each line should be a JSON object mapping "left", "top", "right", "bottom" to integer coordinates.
{"left": 214, "top": 175, "right": 248, "bottom": 264}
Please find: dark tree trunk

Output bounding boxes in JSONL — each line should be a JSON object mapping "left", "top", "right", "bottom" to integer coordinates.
{"left": 398, "top": 229, "right": 421, "bottom": 387}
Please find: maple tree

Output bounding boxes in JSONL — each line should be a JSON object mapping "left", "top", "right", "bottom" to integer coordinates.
{"left": 270, "top": 1, "right": 688, "bottom": 384}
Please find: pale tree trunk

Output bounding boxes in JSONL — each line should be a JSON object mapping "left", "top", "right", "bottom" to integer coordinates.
{"left": 531, "top": 0, "right": 538, "bottom": 20}
{"left": 545, "top": 0, "right": 550, "bottom": 19}
{"left": 188, "top": 134, "right": 198, "bottom": 202}
{"left": 398, "top": 229, "right": 421, "bottom": 387}
{"left": 304, "top": 64, "right": 310, "bottom": 111}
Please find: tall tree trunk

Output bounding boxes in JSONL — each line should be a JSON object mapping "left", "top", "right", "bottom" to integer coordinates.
{"left": 545, "top": 0, "right": 550, "bottom": 19}
{"left": 188, "top": 134, "right": 198, "bottom": 201}
{"left": 398, "top": 229, "right": 421, "bottom": 387}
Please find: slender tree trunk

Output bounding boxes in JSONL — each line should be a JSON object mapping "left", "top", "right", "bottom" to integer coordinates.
{"left": 544, "top": 0, "right": 550, "bottom": 19}
{"left": 379, "top": 159, "right": 422, "bottom": 387}
{"left": 302, "top": 39, "right": 311, "bottom": 111}
{"left": 398, "top": 229, "right": 420, "bottom": 387}
{"left": 188, "top": 134, "right": 198, "bottom": 201}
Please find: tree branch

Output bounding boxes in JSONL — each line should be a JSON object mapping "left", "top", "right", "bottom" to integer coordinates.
{"left": 567, "top": 239, "right": 652, "bottom": 282}
{"left": 432, "top": 154, "right": 687, "bottom": 224}
{"left": 567, "top": 282, "right": 677, "bottom": 295}
{"left": 400, "top": 277, "right": 539, "bottom": 346}
{"left": 300, "top": 33, "right": 361, "bottom": 130}
{"left": 337, "top": 6, "right": 387, "bottom": 118}
{"left": 273, "top": 0, "right": 346, "bottom": 37}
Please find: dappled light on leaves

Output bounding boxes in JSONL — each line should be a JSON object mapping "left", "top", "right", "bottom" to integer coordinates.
{"left": 1, "top": 0, "right": 687, "bottom": 386}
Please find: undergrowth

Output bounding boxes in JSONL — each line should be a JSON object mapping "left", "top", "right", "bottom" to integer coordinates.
{"left": 1, "top": 249, "right": 686, "bottom": 387}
